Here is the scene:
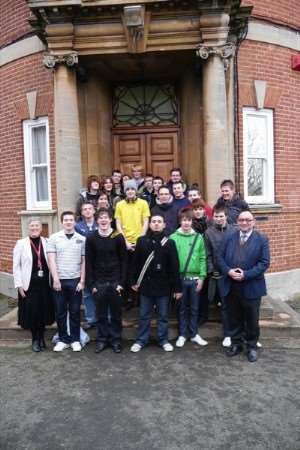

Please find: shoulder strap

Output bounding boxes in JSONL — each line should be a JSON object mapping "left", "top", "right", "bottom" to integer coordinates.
{"left": 182, "top": 234, "right": 199, "bottom": 278}
{"left": 136, "top": 237, "right": 168, "bottom": 287}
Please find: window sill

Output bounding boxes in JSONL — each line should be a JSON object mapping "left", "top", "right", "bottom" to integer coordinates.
{"left": 18, "top": 209, "right": 57, "bottom": 216}
{"left": 249, "top": 204, "right": 282, "bottom": 214}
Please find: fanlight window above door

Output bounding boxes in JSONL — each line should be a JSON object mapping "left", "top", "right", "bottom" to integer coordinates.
{"left": 113, "top": 84, "right": 178, "bottom": 127}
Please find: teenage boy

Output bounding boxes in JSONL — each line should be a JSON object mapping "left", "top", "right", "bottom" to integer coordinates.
{"left": 215, "top": 179, "right": 249, "bottom": 224}
{"left": 151, "top": 185, "right": 180, "bottom": 236}
{"left": 172, "top": 181, "right": 190, "bottom": 209}
{"left": 131, "top": 164, "right": 145, "bottom": 192}
{"left": 75, "top": 175, "right": 101, "bottom": 219}
{"left": 112, "top": 169, "right": 122, "bottom": 196}
{"left": 204, "top": 206, "right": 235, "bottom": 347}
{"left": 170, "top": 208, "right": 207, "bottom": 347}
{"left": 75, "top": 202, "right": 98, "bottom": 329}
{"left": 191, "top": 198, "right": 208, "bottom": 235}
{"left": 166, "top": 168, "right": 188, "bottom": 195}
{"left": 140, "top": 174, "right": 156, "bottom": 208}
{"left": 85, "top": 208, "right": 127, "bottom": 353}
{"left": 47, "top": 211, "right": 85, "bottom": 352}
{"left": 188, "top": 187, "right": 213, "bottom": 219}
{"left": 115, "top": 179, "right": 150, "bottom": 306}
{"left": 130, "top": 215, "right": 182, "bottom": 352}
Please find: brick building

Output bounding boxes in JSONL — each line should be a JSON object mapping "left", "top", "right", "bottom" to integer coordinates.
{"left": 0, "top": 0, "right": 299, "bottom": 299}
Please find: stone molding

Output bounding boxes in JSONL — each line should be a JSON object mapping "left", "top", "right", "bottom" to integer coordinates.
{"left": 43, "top": 52, "right": 78, "bottom": 68}
{"left": 196, "top": 43, "right": 235, "bottom": 69}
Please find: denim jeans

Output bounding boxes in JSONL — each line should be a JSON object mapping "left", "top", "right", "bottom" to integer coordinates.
{"left": 136, "top": 295, "right": 169, "bottom": 346}
{"left": 53, "top": 278, "right": 81, "bottom": 344}
{"left": 83, "top": 287, "right": 97, "bottom": 324}
{"left": 93, "top": 282, "right": 122, "bottom": 344}
{"left": 178, "top": 279, "right": 200, "bottom": 338}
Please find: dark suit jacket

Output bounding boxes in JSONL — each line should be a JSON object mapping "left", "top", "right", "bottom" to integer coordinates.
{"left": 217, "top": 229, "right": 270, "bottom": 299}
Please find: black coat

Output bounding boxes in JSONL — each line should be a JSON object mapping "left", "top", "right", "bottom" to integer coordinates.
{"left": 131, "top": 231, "right": 182, "bottom": 297}
{"left": 214, "top": 194, "right": 249, "bottom": 224}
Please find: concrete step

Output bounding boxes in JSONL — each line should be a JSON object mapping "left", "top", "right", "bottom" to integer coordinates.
{"left": 0, "top": 296, "right": 299, "bottom": 346}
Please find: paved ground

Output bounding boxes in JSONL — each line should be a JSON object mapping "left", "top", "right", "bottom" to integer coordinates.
{"left": 0, "top": 343, "right": 300, "bottom": 450}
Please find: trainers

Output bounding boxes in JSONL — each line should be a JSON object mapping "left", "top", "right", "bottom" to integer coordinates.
{"left": 257, "top": 341, "right": 262, "bottom": 348}
{"left": 130, "top": 343, "right": 142, "bottom": 353}
{"left": 71, "top": 341, "right": 82, "bottom": 352}
{"left": 162, "top": 342, "right": 174, "bottom": 352}
{"left": 175, "top": 336, "right": 186, "bottom": 348}
{"left": 222, "top": 337, "right": 231, "bottom": 348}
{"left": 53, "top": 342, "right": 70, "bottom": 352}
{"left": 190, "top": 334, "right": 208, "bottom": 346}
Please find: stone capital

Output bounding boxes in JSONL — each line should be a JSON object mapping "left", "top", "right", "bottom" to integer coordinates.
{"left": 43, "top": 52, "right": 78, "bottom": 69}
{"left": 196, "top": 43, "right": 235, "bottom": 69}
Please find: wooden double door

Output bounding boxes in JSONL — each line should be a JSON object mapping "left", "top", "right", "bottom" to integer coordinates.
{"left": 113, "top": 128, "right": 179, "bottom": 181}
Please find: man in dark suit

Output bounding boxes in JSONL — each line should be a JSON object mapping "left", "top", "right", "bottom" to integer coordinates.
{"left": 218, "top": 211, "right": 270, "bottom": 362}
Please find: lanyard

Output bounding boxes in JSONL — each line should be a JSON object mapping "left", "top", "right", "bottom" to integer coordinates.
{"left": 30, "top": 239, "right": 42, "bottom": 270}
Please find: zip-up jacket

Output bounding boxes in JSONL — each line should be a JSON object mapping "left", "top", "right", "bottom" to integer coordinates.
{"left": 170, "top": 229, "right": 207, "bottom": 280}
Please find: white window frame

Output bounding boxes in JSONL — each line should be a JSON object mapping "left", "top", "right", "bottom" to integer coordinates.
{"left": 243, "top": 107, "right": 274, "bottom": 204}
{"left": 23, "top": 117, "right": 52, "bottom": 210}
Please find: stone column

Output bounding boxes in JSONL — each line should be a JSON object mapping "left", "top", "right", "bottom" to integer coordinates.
{"left": 198, "top": 14, "right": 235, "bottom": 204}
{"left": 44, "top": 52, "right": 81, "bottom": 219}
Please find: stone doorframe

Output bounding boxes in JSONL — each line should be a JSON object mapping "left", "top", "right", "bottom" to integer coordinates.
{"left": 28, "top": 0, "right": 252, "bottom": 212}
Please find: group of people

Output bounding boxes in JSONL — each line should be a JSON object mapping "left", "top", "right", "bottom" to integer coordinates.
{"left": 13, "top": 166, "right": 270, "bottom": 363}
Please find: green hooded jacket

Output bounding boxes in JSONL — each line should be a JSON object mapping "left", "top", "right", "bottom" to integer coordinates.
{"left": 170, "top": 229, "right": 207, "bottom": 280}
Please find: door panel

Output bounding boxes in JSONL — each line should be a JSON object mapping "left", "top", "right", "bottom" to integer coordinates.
{"left": 146, "top": 133, "right": 178, "bottom": 181}
{"left": 113, "top": 134, "right": 146, "bottom": 175}
{"left": 113, "top": 130, "right": 178, "bottom": 180}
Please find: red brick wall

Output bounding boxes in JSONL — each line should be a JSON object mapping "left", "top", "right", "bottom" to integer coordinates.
{"left": 241, "top": 0, "right": 300, "bottom": 29}
{"left": 0, "top": 53, "right": 55, "bottom": 273}
{"left": 0, "top": 0, "right": 33, "bottom": 48}
{"left": 237, "top": 39, "right": 300, "bottom": 272}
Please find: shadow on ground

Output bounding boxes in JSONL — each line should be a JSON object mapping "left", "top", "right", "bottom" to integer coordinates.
{"left": 0, "top": 344, "right": 300, "bottom": 450}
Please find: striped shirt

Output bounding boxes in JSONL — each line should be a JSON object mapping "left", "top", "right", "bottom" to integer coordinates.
{"left": 47, "top": 230, "right": 85, "bottom": 279}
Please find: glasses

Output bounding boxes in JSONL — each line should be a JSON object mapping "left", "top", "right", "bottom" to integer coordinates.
{"left": 238, "top": 218, "right": 253, "bottom": 223}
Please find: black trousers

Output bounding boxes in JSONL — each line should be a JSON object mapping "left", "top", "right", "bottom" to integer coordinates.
{"left": 93, "top": 282, "right": 122, "bottom": 344}
{"left": 225, "top": 284, "right": 261, "bottom": 349}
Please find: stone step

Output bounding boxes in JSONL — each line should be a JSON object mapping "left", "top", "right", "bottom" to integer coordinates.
{"left": 0, "top": 296, "right": 299, "bottom": 346}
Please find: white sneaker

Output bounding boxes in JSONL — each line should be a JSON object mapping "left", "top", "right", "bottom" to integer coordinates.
{"left": 222, "top": 337, "right": 231, "bottom": 348}
{"left": 71, "top": 341, "right": 82, "bottom": 352}
{"left": 175, "top": 336, "right": 186, "bottom": 348}
{"left": 162, "top": 342, "right": 174, "bottom": 352}
{"left": 257, "top": 341, "right": 262, "bottom": 348}
{"left": 53, "top": 342, "right": 70, "bottom": 352}
{"left": 130, "top": 343, "right": 142, "bottom": 353}
{"left": 190, "top": 334, "right": 208, "bottom": 346}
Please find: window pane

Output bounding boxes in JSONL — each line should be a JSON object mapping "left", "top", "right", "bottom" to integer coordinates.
{"left": 247, "top": 158, "right": 263, "bottom": 196}
{"left": 35, "top": 167, "right": 49, "bottom": 201}
{"left": 113, "top": 84, "right": 178, "bottom": 127}
{"left": 247, "top": 115, "right": 268, "bottom": 158}
{"left": 32, "top": 126, "right": 47, "bottom": 164}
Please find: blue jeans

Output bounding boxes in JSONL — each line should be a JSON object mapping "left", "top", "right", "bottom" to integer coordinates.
{"left": 53, "top": 278, "right": 81, "bottom": 344}
{"left": 136, "top": 295, "right": 169, "bottom": 346}
{"left": 83, "top": 288, "right": 97, "bottom": 324}
{"left": 178, "top": 279, "right": 200, "bottom": 338}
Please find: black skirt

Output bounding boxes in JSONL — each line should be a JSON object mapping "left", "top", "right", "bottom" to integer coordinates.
{"left": 18, "top": 274, "right": 55, "bottom": 330}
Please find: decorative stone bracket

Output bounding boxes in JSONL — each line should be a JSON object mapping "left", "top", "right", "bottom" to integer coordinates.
{"left": 43, "top": 52, "right": 78, "bottom": 69}
{"left": 196, "top": 43, "right": 235, "bottom": 70}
